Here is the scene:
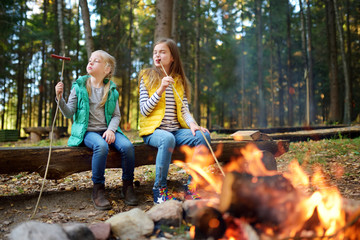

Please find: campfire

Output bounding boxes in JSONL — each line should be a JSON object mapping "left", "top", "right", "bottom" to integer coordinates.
{"left": 174, "top": 137, "right": 360, "bottom": 239}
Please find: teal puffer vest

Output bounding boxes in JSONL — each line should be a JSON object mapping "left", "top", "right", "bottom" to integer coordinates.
{"left": 68, "top": 75, "right": 124, "bottom": 146}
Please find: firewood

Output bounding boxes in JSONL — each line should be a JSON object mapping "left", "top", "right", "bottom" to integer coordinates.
{"left": 230, "top": 130, "right": 262, "bottom": 141}
{"left": 218, "top": 172, "right": 304, "bottom": 232}
{"left": 219, "top": 172, "right": 360, "bottom": 238}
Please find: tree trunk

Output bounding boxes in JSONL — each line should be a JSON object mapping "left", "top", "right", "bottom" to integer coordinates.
{"left": 171, "top": 0, "right": 177, "bottom": 40}
{"left": 178, "top": 0, "right": 190, "bottom": 74}
{"left": 1, "top": 85, "right": 6, "bottom": 129}
{"left": 240, "top": 39, "right": 246, "bottom": 128}
{"left": 277, "top": 44, "right": 285, "bottom": 126}
{"left": 38, "top": 48, "right": 45, "bottom": 127}
{"left": 16, "top": 57, "right": 25, "bottom": 131}
{"left": 57, "top": 0, "right": 65, "bottom": 55}
{"left": 299, "top": 0, "right": 310, "bottom": 126}
{"left": 27, "top": 81, "right": 33, "bottom": 127}
{"left": 126, "top": 0, "right": 134, "bottom": 124}
{"left": 269, "top": 1, "right": 275, "bottom": 127}
{"left": 115, "top": 1, "right": 127, "bottom": 126}
{"left": 193, "top": 0, "right": 201, "bottom": 123}
{"left": 287, "top": 0, "right": 293, "bottom": 126}
{"left": 79, "top": 0, "right": 94, "bottom": 59}
{"left": 333, "top": 0, "right": 351, "bottom": 124}
{"left": 326, "top": 0, "right": 341, "bottom": 123}
{"left": 345, "top": 0, "right": 353, "bottom": 121}
{"left": 57, "top": 0, "right": 66, "bottom": 127}
{"left": 38, "top": 0, "right": 48, "bottom": 127}
{"left": 16, "top": 3, "right": 27, "bottom": 131}
{"left": 49, "top": 0, "right": 60, "bottom": 127}
{"left": 154, "top": 0, "right": 173, "bottom": 41}
{"left": 306, "top": 0, "right": 315, "bottom": 124}
{"left": 75, "top": 2, "right": 80, "bottom": 80}
{"left": 256, "top": 0, "right": 266, "bottom": 128}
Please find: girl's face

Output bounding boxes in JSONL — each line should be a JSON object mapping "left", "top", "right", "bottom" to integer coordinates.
{"left": 87, "top": 52, "right": 110, "bottom": 78}
{"left": 153, "top": 43, "right": 174, "bottom": 69}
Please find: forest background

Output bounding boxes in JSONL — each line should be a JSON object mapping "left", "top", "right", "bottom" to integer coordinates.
{"left": 1, "top": 0, "right": 359, "bottom": 138}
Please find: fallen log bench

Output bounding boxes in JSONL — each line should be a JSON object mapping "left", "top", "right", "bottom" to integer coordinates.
{"left": 23, "top": 127, "right": 68, "bottom": 142}
{"left": 0, "top": 139, "right": 289, "bottom": 180}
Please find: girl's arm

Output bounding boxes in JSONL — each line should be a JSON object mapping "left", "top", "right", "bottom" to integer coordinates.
{"left": 139, "top": 77, "right": 161, "bottom": 116}
{"left": 181, "top": 94, "right": 210, "bottom": 135}
{"left": 108, "top": 100, "right": 121, "bottom": 132}
{"left": 103, "top": 100, "right": 120, "bottom": 144}
{"left": 57, "top": 87, "right": 77, "bottom": 119}
{"left": 181, "top": 95, "right": 195, "bottom": 126}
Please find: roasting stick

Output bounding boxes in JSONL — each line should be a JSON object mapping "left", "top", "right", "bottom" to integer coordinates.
{"left": 160, "top": 62, "right": 225, "bottom": 176}
{"left": 31, "top": 54, "right": 70, "bottom": 219}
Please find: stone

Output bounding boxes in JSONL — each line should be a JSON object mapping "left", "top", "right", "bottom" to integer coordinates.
{"left": 62, "top": 223, "right": 95, "bottom": 240}
{"left": 147, "top": 200, "right": 183, "bottom": 226}
{"left": 88, "top": 222, "right": 111, "bottom": 240}
{"left": 9, "top": 221, "right": 69, "bottom": 240}
{"left": 106, "top": 208, "right": 154, "bottom": 239}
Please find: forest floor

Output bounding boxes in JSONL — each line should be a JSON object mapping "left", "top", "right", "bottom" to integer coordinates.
{"left": 1, "top": 134, "right": 360, "bottom": 239}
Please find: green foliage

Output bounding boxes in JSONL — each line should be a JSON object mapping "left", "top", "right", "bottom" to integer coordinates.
{"left": 1, "top": 0, "right": 360, "bottom": 131}
{"left": 158, "top": 223, "right": 191, "bottom": 239}
{"left": 16, "top": 187, "right": 25, "bottom": 194}
{"left": 143, "top": 165, "right": 156, "bottom": 182}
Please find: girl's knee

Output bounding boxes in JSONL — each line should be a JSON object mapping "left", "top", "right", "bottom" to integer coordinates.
{"left": 121, "top": 138, "right": 134, "bottom": 149}
{"left": 204, "top": 132, "right": 211, "bottom": 142}
{"left": 95, "top": 141, "right": 109, "bottom": 154}
{"left": 162, "top": 133, "right": 176, "bottom": 147}
{"left": 197, "top": 131, "right": 211, "bottom": 145}
{"left": 123, "top": 141, "right": 135, "bottom": 155}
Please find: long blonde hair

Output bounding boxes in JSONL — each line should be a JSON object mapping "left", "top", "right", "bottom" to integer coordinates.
{"left": 139, "top": 38, "right": 192, "bottom": 101}
{"left": 86, "top": 50, "right": 116, "bottom": 106}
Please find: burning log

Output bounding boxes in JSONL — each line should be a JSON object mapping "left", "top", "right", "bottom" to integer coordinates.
{"left": 218, "top": 172, "right": 304, "bottom": 234}
{"left": 216, "top": 171, "right": 360, "bottom": 238}
{"left": 191, "top": 207, "right": 261, "bottom": 240}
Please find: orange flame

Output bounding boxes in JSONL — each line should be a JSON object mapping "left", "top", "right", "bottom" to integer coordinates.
{"left": 223, "top": 143, "right": 278, "bottom": 177}
{"left": 176, "top": 141, "right": 359, "bottom": 239}
{"left": 189, "top": 225, "right": 195, "bottom": 239}
{"left": 174, "top": 145, "right": 223, "bottom": 194}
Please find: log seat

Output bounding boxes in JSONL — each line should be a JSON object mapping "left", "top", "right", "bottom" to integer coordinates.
{"left": 0, "top": 139, "right": 289, "bottom": 180}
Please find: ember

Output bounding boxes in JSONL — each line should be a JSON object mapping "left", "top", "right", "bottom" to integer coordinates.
{"left": 175, "top": 140, "right": 360, "bottom": 239}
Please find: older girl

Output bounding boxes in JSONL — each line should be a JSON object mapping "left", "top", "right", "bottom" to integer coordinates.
{"left": 55, "top": 50, "right": 138, "bottom": 209}
{"left": 139, "top": 38, "right": 211, "bottom": 204}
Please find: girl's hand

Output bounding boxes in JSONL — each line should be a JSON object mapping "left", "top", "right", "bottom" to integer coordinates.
{"left": 102, "top": 129, "right": 115, "bottom": 144}
{"left": 55, "top": 82, "right": 64, "bottom": 101}
{"left": 189, "top": 122, "right": 210, "bottom": 136}
{"left": 157, "top": 76, "right": 174, "bottom": 95}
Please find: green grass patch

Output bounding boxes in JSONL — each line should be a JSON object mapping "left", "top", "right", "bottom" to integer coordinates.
{"left": 282, "top": 136, "right": 360, "bottom": 166}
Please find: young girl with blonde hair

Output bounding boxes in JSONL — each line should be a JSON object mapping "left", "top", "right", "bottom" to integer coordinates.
{"left": 55, "top": 50, "right": 138, "bottom": 209}
{"left": 139, "top": 38, "right": 211, "bottom": 204}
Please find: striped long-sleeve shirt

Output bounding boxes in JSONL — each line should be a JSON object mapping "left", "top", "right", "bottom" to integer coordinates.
{"left": 139, "top": 78, "right": 195, "bottom": 132}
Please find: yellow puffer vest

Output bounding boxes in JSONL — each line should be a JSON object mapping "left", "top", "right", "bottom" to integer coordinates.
{"left": 139, "top": 71, "right": 189, "bottom": 137}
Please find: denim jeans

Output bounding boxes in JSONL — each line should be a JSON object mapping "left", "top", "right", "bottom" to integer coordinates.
{"left": 143, "top": 128, "right": 211, "bottom": 188}
{"left": 83, "top": 131, "right": 135, "bottom": 184}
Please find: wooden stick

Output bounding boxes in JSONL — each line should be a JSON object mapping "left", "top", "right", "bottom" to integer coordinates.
{"left": 31, "top": 54, "right": 68, "bottom": 219}
{"left": 160, "top": 62, "right": 225, "bottom": 176}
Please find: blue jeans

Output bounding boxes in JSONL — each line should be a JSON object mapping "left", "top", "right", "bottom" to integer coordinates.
{"left": 83, "top": 131, "right": 135, "bottom": 184}
{"left": 143, "top": 128, "right": 211, "bottom": 188}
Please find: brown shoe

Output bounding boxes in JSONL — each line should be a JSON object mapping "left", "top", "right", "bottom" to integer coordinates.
{"left": 122, "top": 180, "right": 139, "bottom": 206}
{"left": 92, "top": 183, "right": 111, "bottom": 210}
